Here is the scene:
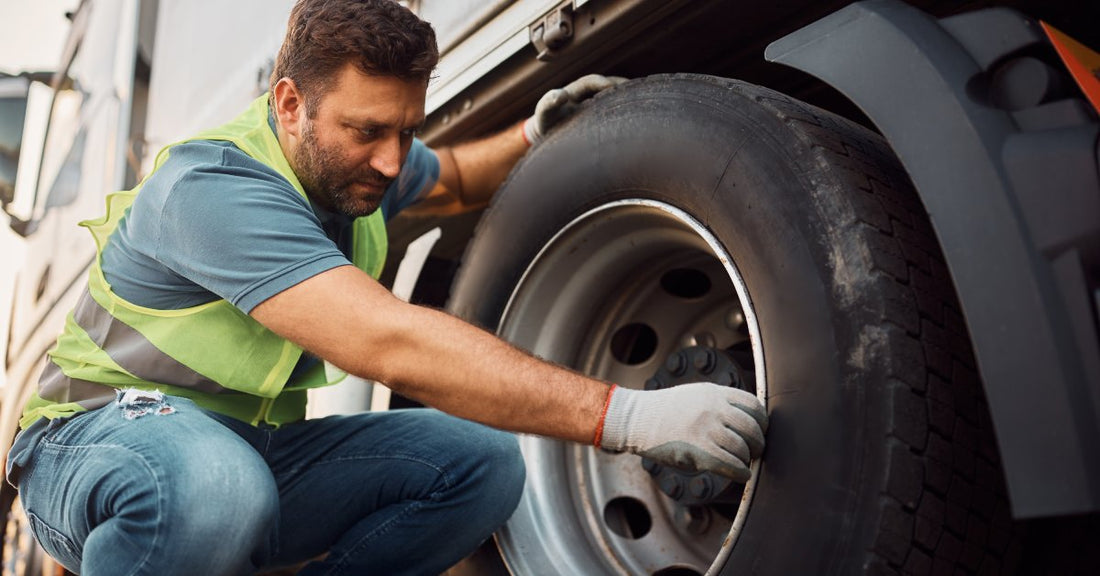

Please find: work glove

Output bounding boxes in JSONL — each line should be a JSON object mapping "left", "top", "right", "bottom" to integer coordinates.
{"left": 523, "top": 74, "right": 627, "bottom": 145}
{"left": 598, "top": 383, "right": 768, "bottom": 483}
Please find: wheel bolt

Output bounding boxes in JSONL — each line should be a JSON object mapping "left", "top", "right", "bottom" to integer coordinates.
{"left": 693, "top": 349, "right": 716, "bottom": 374}
{"left": 683, "top": 506, "right": 712, "bottom": 535}
{"left": 665, "top": 352, "right": 686, "bottom": 376}
{"left": 689, "top": 475, "right": 712, "bottom": 500}
{"left": 694, "top": 332, "right": 717, "bottom": 348}
{"left": 726, "top": 309, "right": 745, "bottom": 330}
{"left": 660, "top": 474, "right": 684, "bottom": 499}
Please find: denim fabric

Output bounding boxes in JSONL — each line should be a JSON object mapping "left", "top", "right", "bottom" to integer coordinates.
{"left": 10, "top": 395, "right": 525, "bottom": 575}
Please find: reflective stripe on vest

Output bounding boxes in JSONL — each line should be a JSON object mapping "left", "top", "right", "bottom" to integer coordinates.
{"left": 38, "top": 363, "right": 117, "bottom": 410}
{"left": 24, "top": 94, "right": 387, "bottom": 428}
{"left": 69, "top": 286, "right": 225, "bottom": 393}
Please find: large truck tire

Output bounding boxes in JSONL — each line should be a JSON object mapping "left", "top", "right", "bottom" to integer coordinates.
{"left": 447, "top": 74, "right": 1019, "bottom": 574}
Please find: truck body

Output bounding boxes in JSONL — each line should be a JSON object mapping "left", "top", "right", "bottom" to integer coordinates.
{"left": 1, "top": 0, "right": 1097, "bottom": 574}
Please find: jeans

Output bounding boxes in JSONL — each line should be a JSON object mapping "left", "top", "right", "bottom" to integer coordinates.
{"left": 9, "top": 394, "right": 526, "bottom": 575}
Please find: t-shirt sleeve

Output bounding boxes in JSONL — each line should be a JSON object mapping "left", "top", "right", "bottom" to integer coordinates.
{"left": 151, "top": 143, "right": 351, "bottom": 313}
{"left": 380, "top": 138, "right": 440, "bottom": 221}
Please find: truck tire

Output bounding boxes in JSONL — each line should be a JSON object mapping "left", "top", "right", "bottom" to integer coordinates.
{"left": 447, "top": 74, "right": 1019, "bottom": 575}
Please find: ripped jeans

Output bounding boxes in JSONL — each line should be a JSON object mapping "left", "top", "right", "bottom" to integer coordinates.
{"left": 7, "top": 394, "right": 526, "bottom": 575}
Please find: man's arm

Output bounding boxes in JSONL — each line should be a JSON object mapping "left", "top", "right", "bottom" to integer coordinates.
{"left": 408, "top": 75, "right": 628, "bottom": 216}
{"left": 252, "top": 264, "right": 608, "bottom": 442}
{"left": 407, "top": 122, "right": 530, "bottom": 216}
{"left": 251, "top": 264, "right": 768, "bottom": 480}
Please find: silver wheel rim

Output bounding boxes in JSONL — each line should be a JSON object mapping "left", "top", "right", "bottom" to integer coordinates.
{"left": 496, "top": 199, "right": 766, "bottom": 575}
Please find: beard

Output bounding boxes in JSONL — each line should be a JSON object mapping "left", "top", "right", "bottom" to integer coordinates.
{"left": 294, "top": 119, "right": 394, "bottom": 218}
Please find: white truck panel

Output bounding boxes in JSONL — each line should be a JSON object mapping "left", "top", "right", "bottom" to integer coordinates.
{"left": 142, "top": 0, "right": 295, "bottom": 173}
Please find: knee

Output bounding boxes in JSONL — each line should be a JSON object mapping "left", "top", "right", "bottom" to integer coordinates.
{"left": 466, "top": 428, "right": 526, "bottom": 520}
{"left": 120, "top": 437, "right": 279, "bottom": 561}
{"left": 84, "top": 442, "right": 278, "bottom": 573}
{"left": 163, "top": 448, "right": 279, "bottom": 536}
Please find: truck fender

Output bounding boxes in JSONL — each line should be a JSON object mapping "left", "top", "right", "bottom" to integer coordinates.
{"left": 765, "top": 0, "right": 1100, "bottom": 518}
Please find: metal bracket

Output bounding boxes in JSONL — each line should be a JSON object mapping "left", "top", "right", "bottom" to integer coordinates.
{"left": 530, "top": 3, "right": 574, "bottom": 61}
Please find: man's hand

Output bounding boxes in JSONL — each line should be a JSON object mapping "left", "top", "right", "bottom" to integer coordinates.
{"left": 598, "top": 383, "right": 768, "bottom": 482}
{"left": 523, "top": 74, "right": 627, "bottom": 145}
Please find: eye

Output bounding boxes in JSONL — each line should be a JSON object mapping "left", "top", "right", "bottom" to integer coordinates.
{"left": 400, "top": 127, "right": 420, "bottom": 139}
{"left": 359, "top": 127, "right": 380, "bottom": 140}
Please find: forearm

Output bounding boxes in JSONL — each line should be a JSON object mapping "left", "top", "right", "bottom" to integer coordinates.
{"left": 253, "top": 265, "right": 608, "bottom": 442}
{"left": 434, "top": 121, "right": 528, "bottom": 210}
{"left": 367, "top": 300, "right": 609, "bottom": 442}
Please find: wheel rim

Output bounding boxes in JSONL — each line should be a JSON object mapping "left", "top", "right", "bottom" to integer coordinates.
{"left": 496, "top": 199, "right": 766, "bottom": 575}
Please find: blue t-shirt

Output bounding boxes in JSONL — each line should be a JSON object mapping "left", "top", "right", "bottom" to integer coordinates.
{"left": 101, "top": 137, "right": 439, "bottom": 312}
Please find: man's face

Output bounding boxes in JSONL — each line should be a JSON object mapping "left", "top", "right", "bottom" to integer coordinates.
{"left": 291, "top": 64, "right": 427, "bottom": 217}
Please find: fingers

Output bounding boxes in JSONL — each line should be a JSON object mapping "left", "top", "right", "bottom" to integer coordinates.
{"left": 561, "top": 74, "right": 628, "bottom": 101}
{"left": 642, "top": 442, "right": 751, "bottom": 483}
{"left": 693, "top": 441, "right": 752, "bottom": 483}
{"left": 720, "top": 397, "right": 766, "bottom": 459}
{"left": 725, "top": 386, "right": 769, "bottom": 433}
{"left": 533, "top": 88, "right": 568, "bottom": 120}
{"left": 529, "top": 75, "right": 629, "bottom": 144}
{"left": 713, "top": 421, "right": 751, "bottom": 464}
{"left": 711, "top": 456, "right": 751, "bottom": 483}
{"left": 684, "top": 382, "right": 767, "bottom": 459}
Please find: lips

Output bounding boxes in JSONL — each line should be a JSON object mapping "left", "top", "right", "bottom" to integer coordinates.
{"left": 351, "top": 176, "right": 392, "bottom": 191}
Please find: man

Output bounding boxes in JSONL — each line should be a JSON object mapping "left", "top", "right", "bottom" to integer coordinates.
{"left": 6, "top": 1, "right": 768, "bottom": 574}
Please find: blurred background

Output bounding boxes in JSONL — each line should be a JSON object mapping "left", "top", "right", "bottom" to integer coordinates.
{"left": 0, "top": 0, "right": 79, "bottom": 389}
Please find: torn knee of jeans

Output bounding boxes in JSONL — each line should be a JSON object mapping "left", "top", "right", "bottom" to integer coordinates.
{"left": 116, "top": 388, "right": 177, "bottom": 420}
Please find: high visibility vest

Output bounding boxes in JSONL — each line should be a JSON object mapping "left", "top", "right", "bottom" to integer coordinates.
{"left": 21, "top": 95, "right": 388, "bottom": 428}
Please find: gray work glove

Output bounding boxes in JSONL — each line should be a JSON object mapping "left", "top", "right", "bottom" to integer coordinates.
{"left": 599, "top": 383, "right": 768, "bottom": 482}
{"left": 523, "top": 74, "right": 627, "bottom": 145}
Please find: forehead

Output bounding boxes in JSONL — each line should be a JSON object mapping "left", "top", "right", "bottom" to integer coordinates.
{"left": 314, "top": 63, "right": 427, "bottom": 124}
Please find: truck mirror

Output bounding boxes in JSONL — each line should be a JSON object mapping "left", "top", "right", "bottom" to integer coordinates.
{"left": 0, "top": 75, "right": 52, "bottom": 237}
{"left": 0, "top": 75, "right": 30, "bottom": 207}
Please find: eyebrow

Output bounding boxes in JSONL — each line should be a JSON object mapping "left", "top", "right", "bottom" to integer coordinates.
{"left": 344, "top": 115, "right": 426, "bottom": 132}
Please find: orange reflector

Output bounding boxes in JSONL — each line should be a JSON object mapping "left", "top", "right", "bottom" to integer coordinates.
{"left": 1041, "top": 21, "right": 1100, "bottom": 114}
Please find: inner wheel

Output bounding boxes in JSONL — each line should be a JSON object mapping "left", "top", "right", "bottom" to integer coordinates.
{"left": 496, "top": 200, "right": 765, "bottom": 575}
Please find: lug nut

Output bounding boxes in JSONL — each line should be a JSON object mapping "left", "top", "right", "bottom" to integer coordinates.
{"left": 693, "top": 349, "right": 716, "bottom": 374}
{"left": 665, "top": 352, "right": 686, "bottom": 376}
{"left": 694, "top": 332, "right": 717, "bottom": 348}
{"left": 689, "top": 475, "right": 712, "bottom": 500}
{"left": 660, "top": 474, "right": 684, "bottom": 499}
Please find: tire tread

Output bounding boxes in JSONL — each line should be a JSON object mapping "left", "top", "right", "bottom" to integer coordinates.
{"left": 738, "top": 81, "right": 1020, "bottom": 575}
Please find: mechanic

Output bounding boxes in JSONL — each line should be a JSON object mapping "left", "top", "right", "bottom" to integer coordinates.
{"left": 5, "top": 1, "right": 768, "bottom": 574}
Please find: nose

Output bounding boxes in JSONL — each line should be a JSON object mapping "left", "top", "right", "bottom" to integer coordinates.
{"left": 370, "top": 135, "right": 402, "bottom": 179}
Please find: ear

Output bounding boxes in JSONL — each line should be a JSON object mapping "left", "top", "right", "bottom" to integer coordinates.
{"left": 272, "top": 77, "right": 304, "bottom": 138}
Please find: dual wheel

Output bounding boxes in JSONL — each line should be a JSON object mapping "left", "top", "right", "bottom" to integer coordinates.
{"left": 449, "top": 75, "right": 1016, "bottom": 574}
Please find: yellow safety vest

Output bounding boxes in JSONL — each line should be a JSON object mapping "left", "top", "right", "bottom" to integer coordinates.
{"left": 21, "top": 95, "right": 387, "bottom": 428}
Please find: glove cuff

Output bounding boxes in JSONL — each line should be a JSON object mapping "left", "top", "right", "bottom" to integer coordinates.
{"left": 592, "top": 384, "right": 618, "bottom": 446}
{"left": 522, "top": 116, "right": 542, "bottom": 146}
{"left": 598, "top": 385, "right": 637, "bottom": 452}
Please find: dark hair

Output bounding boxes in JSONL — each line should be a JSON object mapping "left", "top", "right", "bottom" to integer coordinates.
{"left": 270, "top": 0, "right": 438, "bottom": 113}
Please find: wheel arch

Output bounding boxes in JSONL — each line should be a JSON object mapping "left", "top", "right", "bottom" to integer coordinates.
{"left": 765, "top": 0, "right": 1100, "bottom": 518}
